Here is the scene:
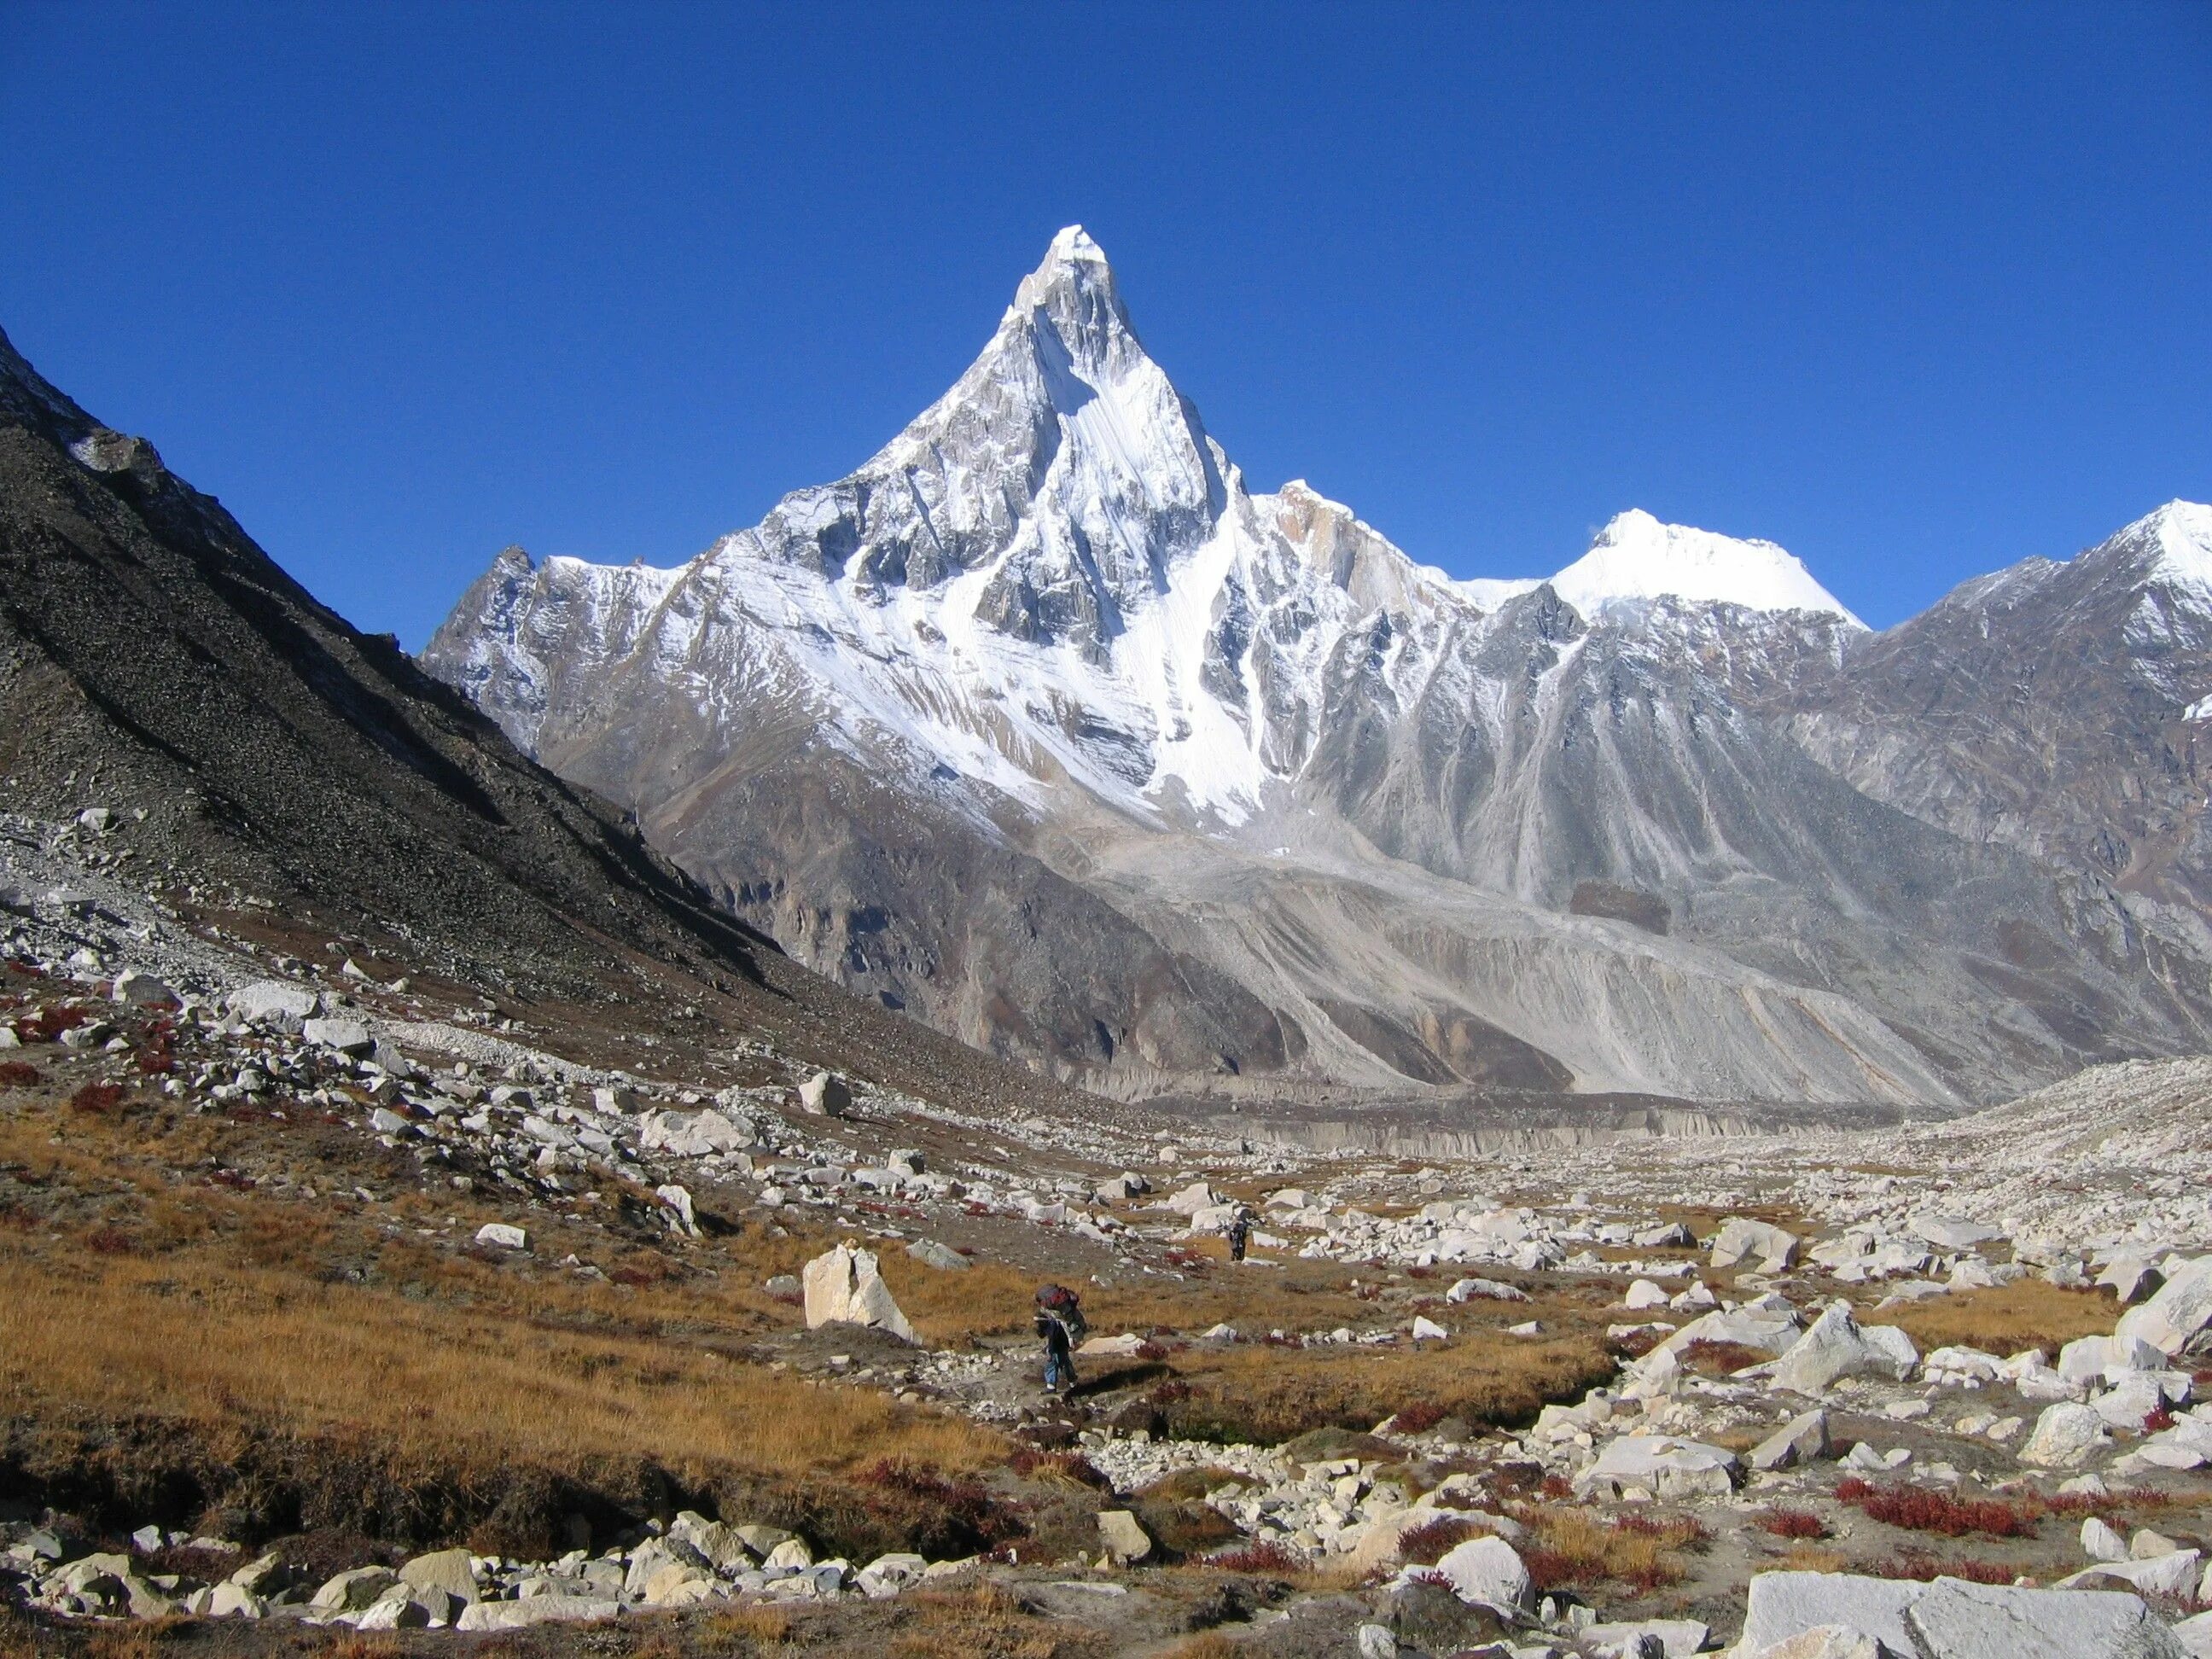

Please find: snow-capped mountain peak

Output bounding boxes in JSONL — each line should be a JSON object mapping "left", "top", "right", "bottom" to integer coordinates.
{"left": 1545, "top": 508, "right": 1863, "bottom": 625}
{"left": 2128, "top": 498, "right": 2212, "bottom": 592}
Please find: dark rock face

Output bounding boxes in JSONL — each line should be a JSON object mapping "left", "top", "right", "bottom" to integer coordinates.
{"left": 1778, "top": 505, "right": 2212, "bottom": 917}
{"left": 0, "top": 323, "right": 1114, "bottom": 1124}
{"left": 418, "top": 232, "right": 2212, "bottom": 1109}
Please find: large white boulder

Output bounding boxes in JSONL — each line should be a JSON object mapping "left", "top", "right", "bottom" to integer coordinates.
{"left": 1912, "top": 1214, "right": 2000, "bottom": 1250}
{"left": 801, "top": 1243, "right": 915, "bottom": 1343}
{"left": 455, "top": 1596, "right": 619, "bottom": 1629}
{"left": 1161, "top": 1180, "right": 1220, "bottom": 1216}
{"left": 639, "top": 1109, "right": 756, "bottom": 1155}
{"left": 799, "top": 1071, "right": 853, "bottom": 1116}
{"left": 2116, "top": 1256, "right": 2212, "bottom": 1357}
{"left": 1771, "top": 1302, "right": 1918, "bottom": 1394}
{"left": 1904, "top": 1575, "right": 2184, "bottom": 1656}
{"left": 1579, "top": 1434, "right": 1739, "bottom": 1501}
{"left": 111, "top": 969, "right": 178, "bottom": 1008}
{"left": 1710, "top": 1217, "right": 1800, "bottom": 1272}
{"left": 228, "top": 980, "right": 320, "bottom": 1030}
{"left": 1429, "top": 1534, "right": 1532, "bottom": 1611}
{"left": 1739, "top": 1573, "right": 1920, "bottom": 1655}
{"left": 2020, "top": 1400, "right": 2111, "bottom": 1467}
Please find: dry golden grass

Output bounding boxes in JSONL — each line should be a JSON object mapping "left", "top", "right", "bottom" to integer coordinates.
{"left": 1874, "top": 1279, "right": 2116, "bottom": 1359}
{"left": 0, "top": 1237, "right": 999, "bottom": 1482}
{"left": 1159, "top": 1637, "right": 1243, "bottom": 1659}
{"left": 1769, "top": 1543, "right": 1853, "bottom": 1573}
{"left": 888, "top": 1582, "right": 1094, "bottom": 1659}
{"left": 1144, "top": 1323, "right": 1617, "bottom": 1441}
{"left": 702, "top": 1603, "right": 796, "bottom": 1650}
{"left": 1516, "top": 1505, "right": 1706, "bottom": 1594}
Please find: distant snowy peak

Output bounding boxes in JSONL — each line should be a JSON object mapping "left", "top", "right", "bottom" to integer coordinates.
{"left": 2121, "top": 499, "right": 2212, "bottom": 595}
{"left": 1545, "top": 509, "right": 1863, "bottom": 626}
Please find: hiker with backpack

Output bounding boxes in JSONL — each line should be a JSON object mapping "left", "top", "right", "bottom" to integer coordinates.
{"left": 1226, "top": 1206, "right": 1252, "bottom": 1263}
{"left": 1034, "top": 1283, "right": 1087, "bottom": 1394}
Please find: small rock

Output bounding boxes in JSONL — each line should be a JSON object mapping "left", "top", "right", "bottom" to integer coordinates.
{"left": 112, "top": 970, "right": 177, "bottom": 1009}
{"left": 474, "top": 1222, "right": 529, "bottom": 1251}
{"left": 1751, "top": 1409, "right": 1831, "bottom": 1471}
{"left": 2082, "top": 1516, "right": 2128, "bottom": 1563}
{"left": 1095, "top": 1509, "right": 1152, "bottom": 1564}
{"left": 311, "top": 1565, "right": 399, "bottom": 1610}
{"left": 905, "top": 1238, "right": 969, "bottom": 1271}
{"left": 799, "top": 1071, "right": 853, "bottom": 1116}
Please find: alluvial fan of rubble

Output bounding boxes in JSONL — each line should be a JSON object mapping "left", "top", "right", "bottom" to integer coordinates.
{"left": 7, "top": 804, "right": 2212, "bottom": 1656}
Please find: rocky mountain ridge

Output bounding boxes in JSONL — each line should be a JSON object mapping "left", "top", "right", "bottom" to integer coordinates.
{"left": 426, "top": 228, "right": 2212, "bottom": 1110}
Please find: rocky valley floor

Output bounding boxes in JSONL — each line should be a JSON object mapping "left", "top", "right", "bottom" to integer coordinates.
{"left": 3, "top": 808, "right": 2211, "bottom": 1659}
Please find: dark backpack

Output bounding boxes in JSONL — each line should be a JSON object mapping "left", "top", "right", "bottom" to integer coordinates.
{"left": 1036, "top": 1284, "right": 1088, "bottom": 1346}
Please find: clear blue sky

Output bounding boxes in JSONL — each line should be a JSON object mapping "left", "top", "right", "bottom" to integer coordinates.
{"left": 3, "top": 3, "right": 2207, "bottom": 644}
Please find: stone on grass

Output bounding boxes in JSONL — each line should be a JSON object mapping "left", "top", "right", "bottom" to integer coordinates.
{"left": 1411, "top": 1315, "right": 1447, "bottom": 1342}
{"left": 474, "top": 1222, "right": 528, "bottom": 1251}
{"left": 1429, "top": 1534, "right": 1533, "bottom": 1611}
{"left": 205, "top": 1581, "right": 265, "bottom": 1619}
{"left": 1579, "top": 1434, "right": 1739, "bottom": 1501}
{"left": 655, "top": 1183, "right": 700, "bottom": 1237}
{"left": 399, "top": 1546, "right": 479, "bottom": 1605}
{"left": 1771, "top": 1302, "right": 1918, "bottom": 1394}
{"left": 801, "top": 1242, "right": 915, "bottom": 1342}
{"left": 312, "top": 1566, "right": 399, "bottom": 1610}
{"left": 1096, "top": 1509, "right": 1153, "bottom": 1564}
{"left": 227, "top": 1552, "right": 288, "bottom": 1595}
{"left": 354, "top": 1592, "right": 431, "bottom": 1630}
{"left": 1624, "top": 1278, "right": 1670, "bottom": 1310}
{"left": 2084, "top": 1516, "right": 2130, "bottom": 1562}
{"left": 798, "top": 1071, "right": 852, "bottom": 1116}
{"left": 670, "top": 1512, "right": 754, "bottom": 1574}
{"left": 1711, "top": 1217, "right": 1800, "bottom": 1271}
{"left": 1447, "top": 1277, "right": 1528, "bottom": 1303}
{"left": 906, "top": 1237, "right": 968, "bottom": 1271}
{"left": 2099, "top": 1257, "right": 2163, "bottom": 1304}
{"left": 1355, "top": 1623, "right": 1397, "bottom": 1659}
{"left": 2021, "top": 1400, "right": 2111, "bottom": 1467}
{"left": 1162, "top": 1180, "right": 1220, "bottom": 1216}
{"left": 455, "top": 1596, "right": 619, "bottom": 1630}
{"left": 762, "top": 1537, "right": 814, "bottom": 1573}
{"left": 2116, "top": 1256, "right": 2212, "bottom": 1358}
{"left": 1751, "top": 1409, "right": 1831, "bottom": 1471}
{"left": 1912, "top": 1214, "right": 2000, "bottom": 1249}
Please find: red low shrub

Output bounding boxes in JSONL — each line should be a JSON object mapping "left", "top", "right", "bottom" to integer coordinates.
{"left": 1391, "top": 1400, "right": 1448, "bottom": 1435}
{"left": 1837, "top": 1481, "right": 2034, "bottom": 1539}
{"left": 1756, "top": 1508, "right": 1829, "bottom": 1540}
{"left": 1395, "top": 1516, "right": 1477, "bottom": 1565}
{"left": 0, "top": 1060, "right": 38, "bottom": 1086}
{"left": 69, "top": 1081, "right": 125, "bottom": 1115}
